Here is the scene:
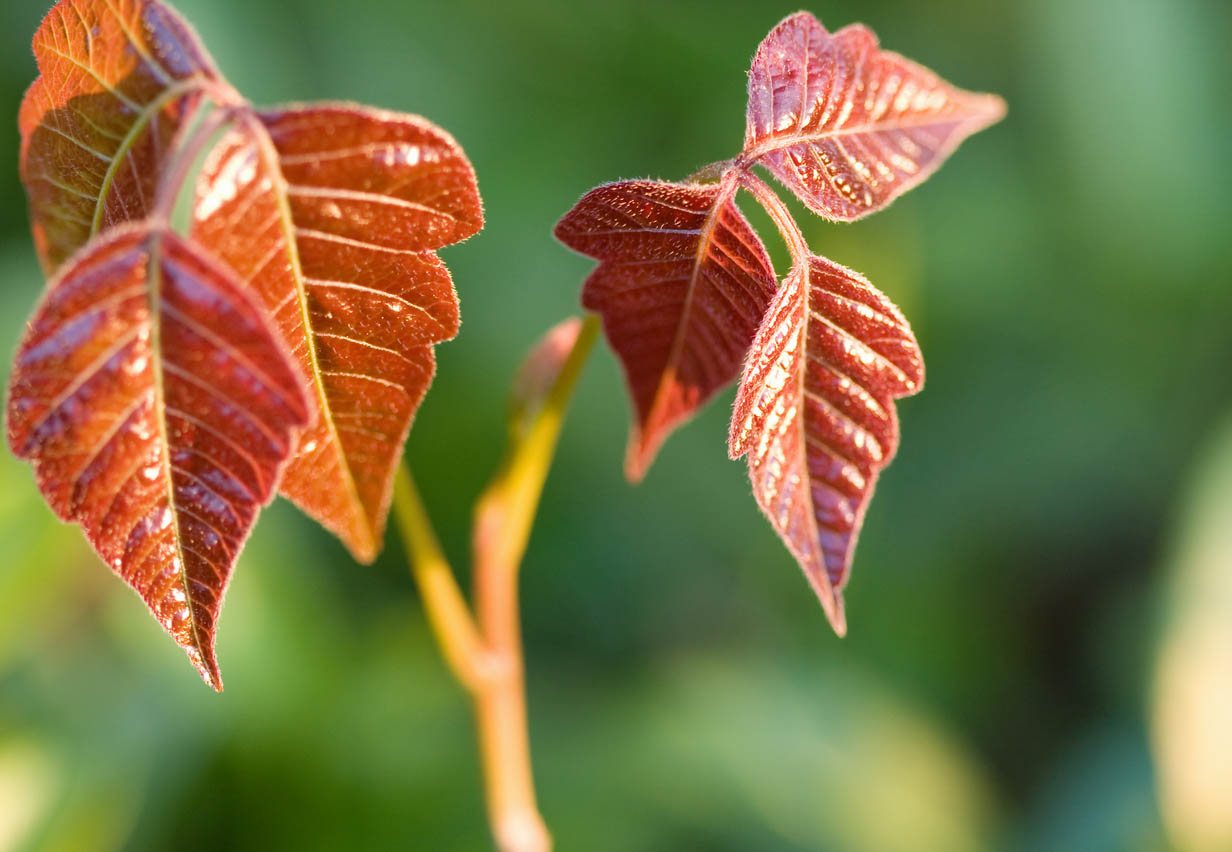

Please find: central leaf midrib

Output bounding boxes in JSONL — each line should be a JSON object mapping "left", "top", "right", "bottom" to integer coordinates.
{"left": 249, "top": 116, "right": 374, "bottom": 553}
{"left": 644, "top": 172, "right": 741, "bottom": 437}
{"left": 145, "top": 230, "right": 211, "bottom": 683}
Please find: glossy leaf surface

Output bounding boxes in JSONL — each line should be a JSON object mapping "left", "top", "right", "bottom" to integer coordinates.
{"left": 6, "top": 225, "right": 308, "bottom": 688}
{"left": 19, "top": 0, "right": 228, "bottom": 274}
{"left": 729, "top": 255, "right": 923, "bottom": 633}
{"left": 230, "top": 104, "right": 481, "bottom": 561}
{"left": 555, "top": 179, "right": 776, "bottom": 480}
{"left": 744, "top": 12, "right": 1005, "bottom": 221}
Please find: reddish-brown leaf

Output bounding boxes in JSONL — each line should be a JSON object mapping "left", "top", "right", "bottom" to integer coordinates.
{"left": 19, "top": 0, "right": 232, "bottom": 275}
{"left": 6, "top": 224, "right": 309, "bottom": 688}
{"left": 743, "top": 12, "right": 1005, "bottom": 221}
{"left": 729, "top": 255, "right": 924, "bottom": 633}
{"left": 192, "top": 104, "right": 482, "bottom": 562}
{"left": 555, "top": 178, "right": 776, "bottom": 481}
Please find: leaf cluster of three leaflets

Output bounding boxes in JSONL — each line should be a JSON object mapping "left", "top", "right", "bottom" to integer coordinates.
{"left": 555, "top": 12, "right": 1002, "bottom": 630}
{"left": 9, "top": 0, "right": 482, "bottom": 687}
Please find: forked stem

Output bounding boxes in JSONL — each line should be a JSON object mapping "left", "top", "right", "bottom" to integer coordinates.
{"left": 392, "top": 315, "right": 600, "bottom": 852}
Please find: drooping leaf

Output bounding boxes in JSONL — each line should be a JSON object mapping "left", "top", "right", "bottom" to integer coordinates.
{"left": 19, "top": 0, "right": 233, "bottom": 275}
{"left": 743, "top": 12, "right": 1005, "bottom": 221}
{"left": 729, "top": 255, "right": 923, "bottom": 633}
{"left": 6, "top": 224, "right": 309, "bottom": 688}
{"left": 196, "top": 103, "right": 481, "bottom": 562}
{"left": 555, "top": 179, "right": 776, "bottom": 481}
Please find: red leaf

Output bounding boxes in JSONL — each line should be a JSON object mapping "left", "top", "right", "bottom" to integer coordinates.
{"left": 191, "top": 104, "right": 482, "bottom": 562}
{"left": 555, "top": 179, "right": 776, "bottom": 481}
{"left": 19, "top": 0, "right": 230, "bottom": 274}
{"left": 6, "top": 225, "right": 309, "bottom": 689}
{"left": 743, "top": 12, "right": 1005, "bottom": 221}
{"left": 729, "top": 255, "right": 923, "bottom": 633}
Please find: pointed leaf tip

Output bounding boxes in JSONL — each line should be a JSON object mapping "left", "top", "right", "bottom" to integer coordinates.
{"left": 744, "top": 12, "right": 1005, "bottom": 221}
{"left": 6, "top": 224, "right": 309, "bottom": 687}
{"left": 730, "top": 255, "right": 922, "bottom": 630}
{"left": 555, "top": 178, "right": 777, "bottom": 481}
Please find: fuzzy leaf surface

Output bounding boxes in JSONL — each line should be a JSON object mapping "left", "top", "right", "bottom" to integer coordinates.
{"left": 555, "top": 179, "right": 776, "bottom": 480}
{"left": 744, "top": 12, "right": 1005, "bottom": 220}
{"left": 19, "top": 0, "right": 228, "bottom": 274}
{"left": 729, "top": 255, "right": 923, "bottom": 633}
{"left": 6, "top": 225, "right": 308, "bottom": 689}
{"left": 213, "top": 103, "right": 482, "bottom": 561}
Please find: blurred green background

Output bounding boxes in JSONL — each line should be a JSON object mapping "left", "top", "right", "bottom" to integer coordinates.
{"left": 2, "top": 0, "right": 1230, "bottom": 849}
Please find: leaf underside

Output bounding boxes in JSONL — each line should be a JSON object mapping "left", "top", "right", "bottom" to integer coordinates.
{"left": 554, "top": 179, "right": 776, "bottom": 481}
{"left": 729, "top": 255, "right": 923, "bottom": 632}
{"left": 6, "top": 225, "right": 308, "bottom": 688}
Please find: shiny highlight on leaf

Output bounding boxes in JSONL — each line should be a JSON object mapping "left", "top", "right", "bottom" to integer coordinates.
{"left": 556, "top": 11, "right": 1000, "bottom": 629}
{"left": 11, "top": 0, "right": 482, "bottom": 685}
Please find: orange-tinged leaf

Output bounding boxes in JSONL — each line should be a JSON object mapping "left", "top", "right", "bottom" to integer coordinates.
{"left": 729, "top": 255, "right": 923, "bottom": 633}
{"left": 6, "top": 224, "right": 309, "bottom": 688}
{"left": 192, "top": 104, "right": 481, "bottom": 562}
{"left": 258, "top": 104, "right": 483, "bottom": 252}
{"left": 555, "top": 178, "right": 776, "bottom": 481}
{"left": 743, "top": 12, "right": 1005, "bottom": 221}
{"left": 19, "top": 0, "right": 231, "bottom": 274}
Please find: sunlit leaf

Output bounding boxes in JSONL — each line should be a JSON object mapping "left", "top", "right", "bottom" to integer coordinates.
{"left": 258, "top": 104, "right": 483, "bottom": 252}
{"left": 6, "top": 225, "right": 309, "bottom": 688}
{"left": 19, "top": 0, "right": 232, "bottom": 274}
{"left": 212, "top": 104, "right": 481, "bottom": 562}
{"left": 555, "top": 179, "right": 776, "bottom": 481}
{"left": 729, "top": 255, "right": 923, "bottom": 632}
{"left": 743, "top": 12, "right": 1005, "bottom": 221}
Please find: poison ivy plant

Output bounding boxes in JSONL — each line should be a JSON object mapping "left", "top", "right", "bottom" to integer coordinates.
{"left": 556, "top": 12, "right": 1004, "bottom": 632}
{"left": 9, "top": 0, "right": 481, "bottom": 688}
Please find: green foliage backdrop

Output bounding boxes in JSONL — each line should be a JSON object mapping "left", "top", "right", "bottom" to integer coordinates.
{"left": 0, "top": 0, "right": 1229, "bottom": 848}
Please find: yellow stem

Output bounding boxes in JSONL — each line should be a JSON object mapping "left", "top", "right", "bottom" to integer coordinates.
{"left": 392, "top": 314, "right": 599, "bottom": 852}
{"left": 392, "top": 464, "right": 490, "bottom": 692}
{"left": 476, "top": 314, "right": 600, "bottom": 572}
